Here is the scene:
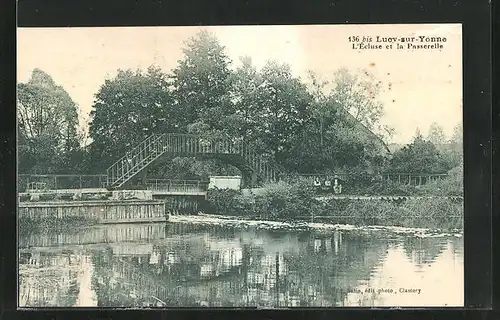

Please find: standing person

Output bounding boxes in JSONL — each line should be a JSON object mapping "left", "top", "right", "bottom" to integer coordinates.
{"left": 333, "top": 175, "right": 343, "bottom": 194}
{"left": 324, "top": 178, "right": 332, "bottom": 191}
{"left": 313, "top": 177, "right": 321, "bottom": 188}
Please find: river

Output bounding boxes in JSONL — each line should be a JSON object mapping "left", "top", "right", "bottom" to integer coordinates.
{"left": 18, "top": 219, "right": 463, "bottom": 308}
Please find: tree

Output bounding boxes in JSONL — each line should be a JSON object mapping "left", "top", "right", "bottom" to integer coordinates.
{"left": 414, "top": 127, "right": 423, "bottom": 140}
{"left": 450, "top": 122, "right": 463, "bottom": 145}
{"left": 165, "top": 31, "right": 245, "bottom": 179}
{"left": 442, "top": 122, "right": 463, "bottom": 168}
{"left": 427, "top": 122, "right": 447, "bottom": 145}
{"left": 329, "top": 68, "right": 394, "bottom": 142}
{"left": 171, "top": 30, "right": 233, "bottom": 134}
{"left": 17, "top": 69, "right": 81, "bottom": 173}
{"left": 252, "top": 60, "right": 312, "bottom": 168}
{"left": 227, "top": 56, "right": 264, "bottom": 142}
{"left": 88, "top": 66, "right": 174, "bottom": 171}
{"left": 284, "top": 70, "right": 390, "bottom": 174}
{"left": 306, "top": 71, "right": 333, "bottom": 148}
{"left": 388, "top": 133, "right": 452, "bottom": 174}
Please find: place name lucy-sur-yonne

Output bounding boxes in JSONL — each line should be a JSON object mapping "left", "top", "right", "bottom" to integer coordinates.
{"left": 350, "top": 35, "right": 446, "bottom": 50}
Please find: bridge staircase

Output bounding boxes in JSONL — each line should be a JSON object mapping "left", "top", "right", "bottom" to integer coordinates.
{"left": 106, "top": 133, "right": 280, "bottom": 189}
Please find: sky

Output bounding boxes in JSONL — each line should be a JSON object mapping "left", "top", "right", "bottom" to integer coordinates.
{"left": 17, "top": 24, "right": 462, "bottom": 144}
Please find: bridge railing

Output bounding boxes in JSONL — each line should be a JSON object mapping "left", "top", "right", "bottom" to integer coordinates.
{"left": 381, "top": 173, "right": 448, "bottom": 185}
{"left": 145, "top": 179, "right": 209, "bottom": 193}
{"left": 106, "top": 133, "right": 282, "bottom": 188}
{"left": 18, "top": 174, "right": 108, "bottom": 192}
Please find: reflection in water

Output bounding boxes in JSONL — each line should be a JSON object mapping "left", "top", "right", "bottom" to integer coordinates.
{"left": 19, "top": 222, "right": 463, "bottom": 308}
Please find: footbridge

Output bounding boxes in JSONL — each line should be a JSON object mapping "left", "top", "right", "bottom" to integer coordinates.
{"left": 105, "top": 133, "right": 280, "bottom": 189}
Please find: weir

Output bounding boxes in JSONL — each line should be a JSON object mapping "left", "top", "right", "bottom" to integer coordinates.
{"left": 19, "top": 200, "right": 167, "bottom": 224}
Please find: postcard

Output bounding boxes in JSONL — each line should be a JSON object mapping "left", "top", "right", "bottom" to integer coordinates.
{"left": 17, "top": 24, "right": 463, "bottom": 308}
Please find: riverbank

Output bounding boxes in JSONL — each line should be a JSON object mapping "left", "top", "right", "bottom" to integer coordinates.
{"left": 204, "top": 174, "right": 463, "bottom": 230}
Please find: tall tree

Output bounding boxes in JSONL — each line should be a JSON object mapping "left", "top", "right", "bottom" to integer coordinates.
{"left": 414, "top": 127, "right": 423, "bottom": 140}
{"left": 227, "top": 56, "right": 264, "bottom": 142}
{"left": 163, "top": 31, "right": 242, "bottom": 179}
{"left": 88, "top": 66, "right": 174, "bottom": 171}
{"left": 17, "top": 69, "right": 81, "bottom": 173}
{"left": 427, "top": 122, "right": 447, "bottom": 145}
{"left": 441, "top": 122, "right": 463, "bottom": 169}
{"left": 287, "top": 70, "right": 390, "bottom": 174}
{"left": 171, "top": 30, "right": 233, "bottom": 134}
{"left": 253, "top": 60, "right": 312, "bottom": 168}
{"left": 329, "top": 68, "right": 394, "bottom": 142}
{"left": 450, "top": 122, "right": 463, "bottom": 145}
{"left": 306, "top": 71, "right": 333, "bottom": 148}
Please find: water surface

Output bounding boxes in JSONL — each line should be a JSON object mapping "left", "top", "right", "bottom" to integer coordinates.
{"left": 19, "top": 221, "right": 463, "bottom": 308}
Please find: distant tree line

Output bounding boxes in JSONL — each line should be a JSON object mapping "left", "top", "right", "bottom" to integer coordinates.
{"left": 17, "top": 30, "right": 463, "bottom": 179}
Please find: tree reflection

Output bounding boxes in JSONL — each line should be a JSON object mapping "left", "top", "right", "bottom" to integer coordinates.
{"left": 19, "top": 223, "right": 462, "bottom": 308}
{"left": 402, "top": 237, "right": 448, "bottom": 267}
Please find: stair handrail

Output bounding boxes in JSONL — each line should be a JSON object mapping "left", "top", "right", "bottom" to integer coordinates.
{"left": 106, "top": 133, "right": 165, "bottom": 175}
{"left": 106, "top": 134, "right": 167, "bottom": 187}
{"left": 110, "top": 150, "right": 164, "bottom": 185}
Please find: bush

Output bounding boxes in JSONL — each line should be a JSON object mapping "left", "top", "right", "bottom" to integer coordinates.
{"left": 204, "top": 179, "right": 463, "bottom": 230}
{"left": 420, "top": 164, "right": 463, "bottom": 196}
{"left": 206, "top": 179, "right": 321, "bottom": 219}
{"left": 253, "top": 179, "right": 322, "bottom": 219}
{"left": 205, "top": 188, "right": 244, "bottom": 215}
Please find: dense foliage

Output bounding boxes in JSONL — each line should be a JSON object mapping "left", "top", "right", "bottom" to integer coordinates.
{"left": 206, "top": 174, "right": 463, "bottom": 230}
{"left": 85, "top": 30, "right": 393, "bottom": 177}
{"left": 17, "top": 69, "right": 82, "bottom": 173}
{"left": 19, "top": 30, "right": 462, "bottom": 185}
{"left": 387, "top": 131, "right": 460, "bottom": 175}
{"left": 88, "top": 67, "right": 175, "bottom": 171}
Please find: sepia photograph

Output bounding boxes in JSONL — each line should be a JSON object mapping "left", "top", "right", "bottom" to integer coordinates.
{"left": 17, "top": 24, "right": 463, "bottom": 308}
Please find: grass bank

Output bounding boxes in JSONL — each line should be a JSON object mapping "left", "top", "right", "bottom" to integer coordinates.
{"left": 204, "top": 170, "right": 463, "bottom": 230}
